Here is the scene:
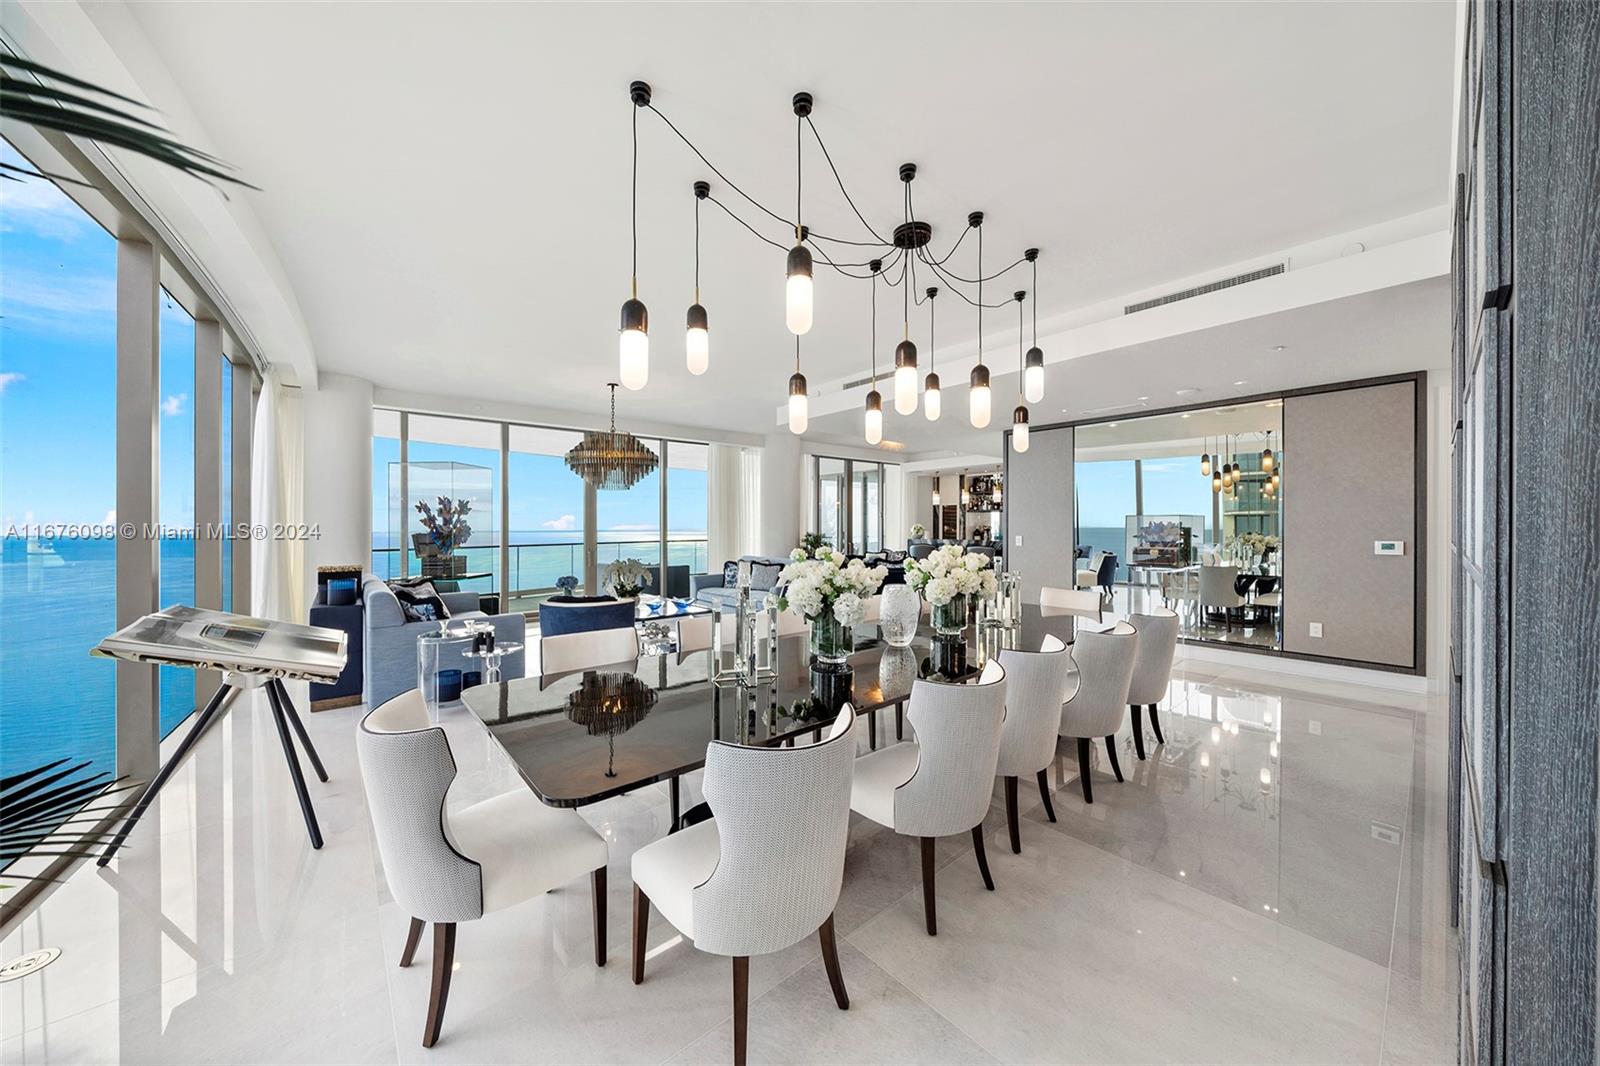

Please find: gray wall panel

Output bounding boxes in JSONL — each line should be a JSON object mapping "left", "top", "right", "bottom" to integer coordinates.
{"left": 1003, "top": 426, "right": 1074, "bottom": 606}
{"left": 1281, "top": 380, "right": 1418, "bottom": 667}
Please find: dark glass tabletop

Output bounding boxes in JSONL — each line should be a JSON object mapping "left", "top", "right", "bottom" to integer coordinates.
{"left": 462, "top": 604, "right": 1081, "bottom": 809}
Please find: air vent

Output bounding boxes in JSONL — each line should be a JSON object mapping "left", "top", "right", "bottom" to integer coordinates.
{"left": 840, "top": 373, "right": 880, "bottom": 391}
{"left": 1124, "top": 264, "right": 1285, "bottom": 315}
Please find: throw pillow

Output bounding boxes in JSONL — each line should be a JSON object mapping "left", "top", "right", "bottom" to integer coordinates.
{"left": 750, "top": 561, "right": 784, "bottom": 591}
{"left": 390, "top": 580, "right": 452, "bottom": 623}
{"left": 722, "top": 560, "right": 741, "bottom": 587}
{"left": 883, "top": 549, "right": 907, "bottom": 563}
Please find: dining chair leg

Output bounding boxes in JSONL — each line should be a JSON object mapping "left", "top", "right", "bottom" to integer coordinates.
{"left": 920, "top": 837, "right": 938, "bottom": 936}
{"left": 1104, "top": 736, "right": 1124, "bottom": 782}
{"left": 971, "top": 825, "right": 995, "bottom": 891}
{"left": 732, "top": 955, "right": 750, "bottom": 1066}
{"left": 1148, "top": 703, "right": 1165, "bottom": 744}
{"left": 1004, "top": 775, "right": 1021, "bottom": 853}
{"left": 590, "top": 866, "right": 607, "bottom": 967}
{"left": 421, "top": 922, "right": 456, "bottom": 1048}
{"left": 631, "top": 884, "right": 649, "bottom": 985}
{"left": 1076, "top": 737, "right": 1094, "bottom": 804}
{"left": 895, "top": 701, "right": 904, "bottom": 741}
{"left": 399, "top": 916, "right": 425, "bottom": 968}
{"left": 818, "top": 913, "right": 849, "bottom": 1010}
{"left": 1131, "top": 705, "right": 1147, "bottom": 760}
{"left": 1034, "top": 768, "right": 1059, "bottom": 822}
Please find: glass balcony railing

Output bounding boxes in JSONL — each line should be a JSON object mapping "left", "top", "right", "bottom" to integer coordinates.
{"left": 369, "top": 537, "right": 710, "bottom": 614}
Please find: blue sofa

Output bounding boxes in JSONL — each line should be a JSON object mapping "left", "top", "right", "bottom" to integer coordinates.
{"left": 689, "top": 554, "right": 791, "bottom": 611}
{"left": 361, "top": 576, "right": 527, "bottom": 707}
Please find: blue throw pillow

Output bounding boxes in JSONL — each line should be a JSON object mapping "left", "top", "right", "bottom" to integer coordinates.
{"left": 750, "top": 562, "right": 784, "bottom": 591}
{"left": 722, "top": 560, "right": 740, "bottom": 587}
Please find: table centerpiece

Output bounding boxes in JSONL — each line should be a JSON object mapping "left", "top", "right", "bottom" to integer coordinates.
{"left": 904, "top": 544, "right": 998, "bottom": 637}
{"left": 776, "top": 545, "right": 888, "bottom": 669}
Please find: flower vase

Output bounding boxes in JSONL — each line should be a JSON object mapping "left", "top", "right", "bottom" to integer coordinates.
{"left": 810, "top": 614, "right": 853, "bottom": 669}
{"left": 930, "top": 594, "right": 969, "bottom": 637}
{"left": 879, "top": 585, "right": 920, "bottom": 648}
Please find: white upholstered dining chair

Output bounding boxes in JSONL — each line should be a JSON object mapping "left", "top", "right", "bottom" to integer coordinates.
{"left": 849, "top": 659, "right": 1008, "bottom": 935}
{"left": 1039, "top": 584, "right": 1104, "bottom": 622}
{"left": 1127, "top": 609, "right": 1181, "bottom": 760}
{"left": 1199, "top": 564, "right": 1246, "bottom": 631}
{"left": 674, "top": 614, "right": 715, "bottom": 657}
{"left": 1058, "top": 621, "right": 1138, "bottom": 804}
{"left": 538, "top": 626, "right": 640, "bottom": 676}
{"left": 630, "top": 706, "right": 858, "bottom": 1066}
{"left": 356, "top": 690, "right": 610, "bottom": 1048}
{"left": 995, "top": 635, "right": 1074, "bottom": 852}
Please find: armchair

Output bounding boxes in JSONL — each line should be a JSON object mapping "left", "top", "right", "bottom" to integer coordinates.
{"left": 361, "top": 577, "right": 527, "bottom": 707}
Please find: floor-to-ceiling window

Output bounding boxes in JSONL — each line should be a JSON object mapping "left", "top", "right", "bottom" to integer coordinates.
{"left": 1073, "top": 458, "right": 1137, "bottom": 582}
{"left": 811, "top": 455, "right": 899, "bottom": 555}
{"left": 596, "top": 441, "right": 662, "bottom": 577}
{"left": 158, "top": 288, "right": 197, "bottom": 736}
{"left": 666, "top": 441, "right": 709, "bottom": 583}
{"left": 371, "top": 408, "right": 402, "bottom": 579}
{"left": 404, "top": 414, "right": 501, "bottom": 601}
{"left": 0, "top": 138, "right": 121, "bottom": 848}
{"left": 220, "top": 352, "right": 234, "bottom": 612}
{"left": 507, "top": 424, "right": 587, "bottom": 609}
{"left": 374, "top": 412, "right": 716, "bottom": 614}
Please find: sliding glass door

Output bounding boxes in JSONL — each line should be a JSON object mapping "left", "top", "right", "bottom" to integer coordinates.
{"left": 507, "top": 425, "right": 587, "bottom": 611}
{"left": 812, "top": 455, "right": 899, "bottom": 554}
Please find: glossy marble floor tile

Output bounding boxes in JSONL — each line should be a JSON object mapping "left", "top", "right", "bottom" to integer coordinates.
{"left": 0, "top": 662, "right": 1457, "bottom": 1064}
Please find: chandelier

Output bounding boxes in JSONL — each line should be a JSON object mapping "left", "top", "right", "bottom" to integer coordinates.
{"left": 617, "top": 81, "right": 1049, "bottom": 442}
{"left": 565, "top": 384, "right": 659, "bottom": 491}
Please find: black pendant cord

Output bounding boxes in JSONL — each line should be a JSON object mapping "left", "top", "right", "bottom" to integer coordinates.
{"left": 631, "top": 104, "right": 639, "bottom": 297}
{"left": 813, "top": 242, "right": 903, "bottom": 280}
{"left": 906, "top": 183, "right": 971, "bottom": 266}
{"left": 806, "top": 115, "right": 892, "bottom": 246}
{"left": 1017, "top": 295, "right": 1026, "bottom": 399}
{"left": 919, "top": 249, "right": 1017, "bottom": 309}
{"left": 870, "top": 266, "right": 879, "bottom": 386}
{"left": 644, "top": 101, "right": 889, "bottom": 248}
{"left": 707, "top": 193, "right": 790, "bottom": 251}
{"left": 1031, "top": 257, "right": 1039, "bottom": 346}
{"left": 795, "top": 334, "right": 801, "bottom": 374}
{"left": 795, "top": 112, "right": 802, "bottom": 242}
{"left": 693, "top": 190, "right": 701, "bottom": 303}
{"left": 976, "top": 223, "right": 984, "bottom": 368}
{"left": 928, "top": 288, "right": 936, "bottom": 372}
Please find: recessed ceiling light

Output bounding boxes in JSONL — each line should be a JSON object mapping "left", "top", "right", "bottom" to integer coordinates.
{"left": 1175, "top": 388, "right": 1199, "bottom": 395}
{"left": 1180, "top": 412, "right": 1191, "bottom": 419}
{"left": 1270, "top": 345, "right": 1286, "bottom": 352}
{"left": 1108, "top": 422, "right": 1119, "bottom": 428}
{"left": 1233, "top": 380, "right": 1247, "bottom": 386}
{"left": 1136, "top": 395, "right": 1150, "bottom": 401}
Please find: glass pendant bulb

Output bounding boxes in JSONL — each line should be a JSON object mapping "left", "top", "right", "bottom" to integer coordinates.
{"left": 1024, "top": 347, "right": 1045, "bottom": 403}
{"left": 1201, "top": 453, "right": 1212, "bottom": 477}
{"left": 788, "top": 371, "right": 808, "bottom": 435}
{"left": 894, "top": 339, "right": 918, "bottom": 415}
{"left": 1262, "top": 446, "right": 1275, "bottom": 472}
{"left": 864, "top": 388, "right": 883, "bottom": 446}
{"left": 1012, "top": 404, "right": 1030, "bottom": 453}
{"left": 1271, "top": 471, "right": 1281, "bottom": 489}
{"left": 969, "top": 364, "right": 991, "bottom": 429}
{"left": 619, "top": 297, "right": 649, "bottom": 390}
{"left": 786, "top": 244, "right": 813, "bottom": 335}
{"left": 685, "top": 303, "right": 709, "bottom": 376}
{"left": 1212, "top": 471, "right": 1223, "bottom": 493}
{"left": 924, "top": 372, "right": 942, "bottom": 421}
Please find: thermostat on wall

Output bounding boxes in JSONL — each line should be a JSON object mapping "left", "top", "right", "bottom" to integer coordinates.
{"left": 1374, "top": 540, "right": 1406, "bottom": 556}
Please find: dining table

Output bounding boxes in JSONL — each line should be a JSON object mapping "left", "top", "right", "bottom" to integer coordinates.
{"left": 461, "top": 604, "right": 1084, "bottom": 831}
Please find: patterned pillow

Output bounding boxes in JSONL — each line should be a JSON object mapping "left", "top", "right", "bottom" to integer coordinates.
{"left": 749, "top": 561, "right": 785, "bottom": 591}
{"left": 722, "top": 560, "right": 741, "bottom": 587}
{"left": 390, "top": 580, "right": 452, "bottom": 623}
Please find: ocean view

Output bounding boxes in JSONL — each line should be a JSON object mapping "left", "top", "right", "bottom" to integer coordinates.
{"left": 1, "top": 530, "right": 711, "bottom": 784}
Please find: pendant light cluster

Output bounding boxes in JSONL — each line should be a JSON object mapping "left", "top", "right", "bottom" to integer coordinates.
{"left": 612, "top": 81, "right": 1050, "bottom": 445}
{"left": 1201, "top": 432, "right": 1282, "bottom": 498}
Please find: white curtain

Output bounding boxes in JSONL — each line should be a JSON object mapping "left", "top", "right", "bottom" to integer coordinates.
{"left": 250, "top": 371, "right": 305, "bottom": 622}
{"left": 739, "top": 448, "right": 762, "bottom": 556}
{"left": 707, "top": 443, "right": 743, "bottom": 567}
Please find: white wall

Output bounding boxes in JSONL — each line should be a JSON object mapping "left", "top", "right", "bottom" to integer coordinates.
{"left": 301, "top": 372, "right": 374, "bottom": 607}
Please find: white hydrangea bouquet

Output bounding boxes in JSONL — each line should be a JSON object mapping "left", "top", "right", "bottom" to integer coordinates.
{"left": 903, "top": 544, "right": 997, "bottom": 635}
{"left": 776, "top": 545, "right": 888, "bottom": 666}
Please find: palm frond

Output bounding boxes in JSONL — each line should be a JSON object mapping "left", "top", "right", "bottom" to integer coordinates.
{"left": 0, "top": 758, "right": 129, "bottom": 876}
{"left": 0, "top": 55, "right": 256, "bottom": 191}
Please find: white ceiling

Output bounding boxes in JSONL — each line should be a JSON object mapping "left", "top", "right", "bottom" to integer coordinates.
{"left": 124, "top": 1, "right": 1456, "bottom": 443}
